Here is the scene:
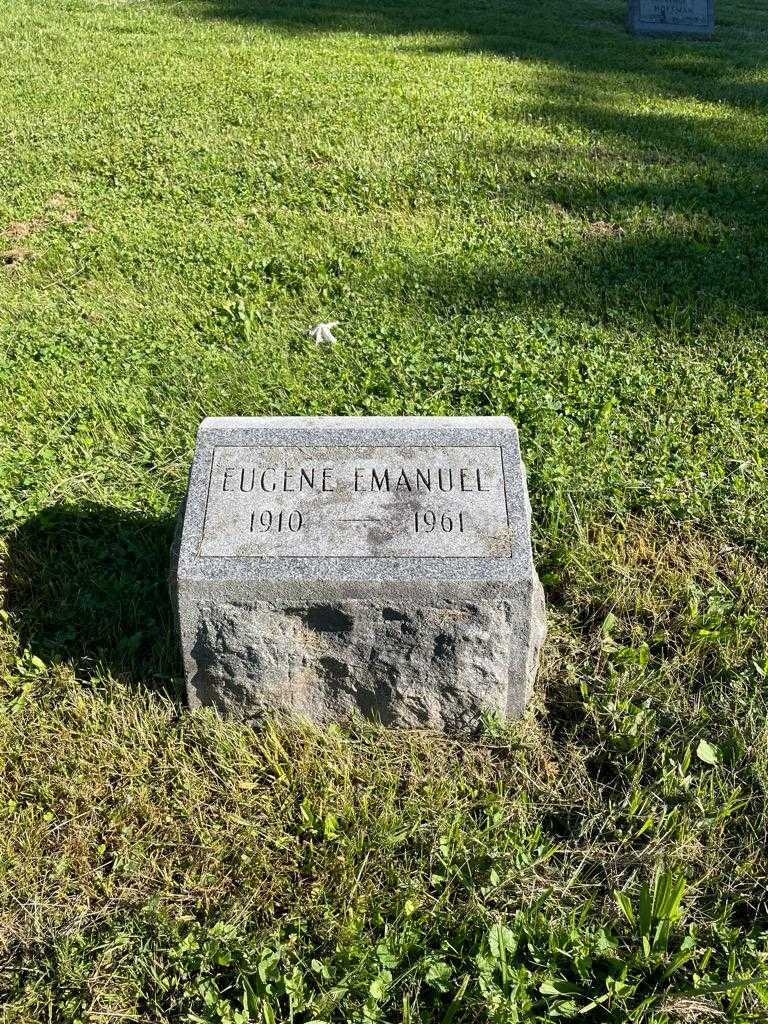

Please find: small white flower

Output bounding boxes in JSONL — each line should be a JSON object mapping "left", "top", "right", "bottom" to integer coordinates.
{"left": 308, "top": 321, "right": 339, "bottom": 344}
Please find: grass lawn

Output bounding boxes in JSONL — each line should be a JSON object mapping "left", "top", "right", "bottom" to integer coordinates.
{"left": 2, "top": 0, "right": 768, "bottom": 1018}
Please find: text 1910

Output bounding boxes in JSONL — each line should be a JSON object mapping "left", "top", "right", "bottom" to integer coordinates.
{"left": 250, "top": 509, "right": 303, "bottom": 533}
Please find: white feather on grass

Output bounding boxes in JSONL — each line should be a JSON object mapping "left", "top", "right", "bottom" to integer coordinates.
{"left": 308, "top": 321, "right": 339, "bottom": 344}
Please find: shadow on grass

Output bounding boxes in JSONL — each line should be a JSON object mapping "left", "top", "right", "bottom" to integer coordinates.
{"left": 377, "top": 218, "right": 767, "bottom": 325}
{"left": 4, "top": 503, "right": 179, "bottom": 696}
{"left": 175, "top": 0, "right": 768, "bottom": 111}
{"left": 163, "top": 0, "right": 767, "bottom": 327}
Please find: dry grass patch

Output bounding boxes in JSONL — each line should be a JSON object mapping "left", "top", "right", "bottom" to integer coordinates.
{"left": 1, "top": 517, "right": 767, "bottom": 1019}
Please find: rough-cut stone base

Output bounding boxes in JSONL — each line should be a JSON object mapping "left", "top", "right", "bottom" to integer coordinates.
{"left": 172, "top": 416, "right": 547, "bottom": 735}
{"left": 184, "top": 588, "right": 545, "bottom": 732}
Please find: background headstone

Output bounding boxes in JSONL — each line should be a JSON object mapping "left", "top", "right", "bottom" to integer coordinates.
{"left": 628, "top": 0, "right": 714, "bottom": 36}
{"left": 171, "top": 417, "right": 546, "bottom": 734}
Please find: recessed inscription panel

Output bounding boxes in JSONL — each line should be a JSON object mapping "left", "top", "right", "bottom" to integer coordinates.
{"left": 638, "top": 0, "right": 708, "bottom": 25}
{"left": 200, "top": 446, "right": 512, "bottom": 558}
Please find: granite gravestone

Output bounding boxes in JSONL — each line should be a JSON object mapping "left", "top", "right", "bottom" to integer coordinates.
{"left": 628, "top": 0, "right": 714, "bottom": 37}
{"left": 171, "top": 417, "right": 546, "bottom": 734}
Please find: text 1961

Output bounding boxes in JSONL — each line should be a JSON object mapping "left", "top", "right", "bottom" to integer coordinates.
{"left": 414, "top": 510, "right": 465, "bottom": 534}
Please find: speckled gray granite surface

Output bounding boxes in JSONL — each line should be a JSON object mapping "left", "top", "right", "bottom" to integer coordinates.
{"left": 171, "top": 416, "right": 546, "bottom": 733}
